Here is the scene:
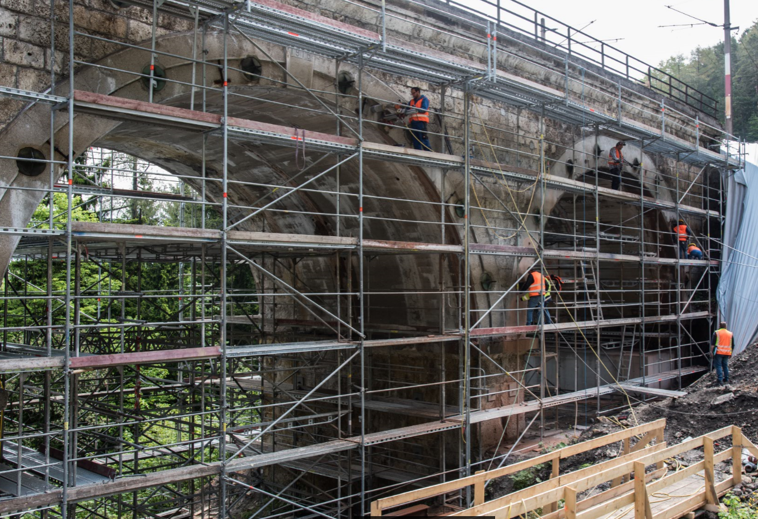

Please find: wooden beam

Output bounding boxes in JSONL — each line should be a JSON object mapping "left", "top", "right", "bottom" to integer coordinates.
{"left": 733, "top": 426, "right": 743, "bottom": 488}
{"left": 703, "top": 437, "right": 718, "bottom": 505}
{"left": 565, "top": 486, "right": 577, "bottom": 519}
{"left": 633, "top": 461, "right": 652, "bottom": 519}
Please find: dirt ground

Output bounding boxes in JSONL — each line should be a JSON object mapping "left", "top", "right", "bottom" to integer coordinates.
{"left": 490, "top": 348, "right": 758, "bottom": 503}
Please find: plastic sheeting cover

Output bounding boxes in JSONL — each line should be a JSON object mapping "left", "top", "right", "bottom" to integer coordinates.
{"left": 717, "top": 160, "right": 758, "bottom": 355}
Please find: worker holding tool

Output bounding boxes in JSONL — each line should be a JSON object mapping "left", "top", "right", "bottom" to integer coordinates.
{"left": 520, "top": 268, "right": 553, "bottom": 326}
{"left": 687, "top": 243, "right": 703, "bottom": 260}
{"left": 400, "top": 87, "right": 432, "bottom": 152}
{"left": 673, "top": 220, "right": 690, "bottom": 259}
{"left": 608, "top": 141, "right": 626, "bottom": 190}
{"left": 712, "top": 321, "right": 732, "bottom": 386}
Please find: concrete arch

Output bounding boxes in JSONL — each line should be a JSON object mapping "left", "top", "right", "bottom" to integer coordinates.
{"left": 0, "top": 29, "right": 467, "bottom": 331}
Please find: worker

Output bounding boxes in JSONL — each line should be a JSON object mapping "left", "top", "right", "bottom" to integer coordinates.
{"left": 712, "top": 321, "right": 732, "bottom": 386}
{"left": 687, "top": 243, "right": 703, "bottom": 260}
{"left": 548, "top": 274, "right": 564, "bottom": 293}
{"left": 404, "top": 87, "right": 432, "bottom": 152}
{"left": 608, "top": 141, "right": 625, "bottom": 190}
{"left": 673, "top": 220, "right": 690, "bottom": 258}
{"left": 520, "top": 268, "right": 553, "bottom": 326}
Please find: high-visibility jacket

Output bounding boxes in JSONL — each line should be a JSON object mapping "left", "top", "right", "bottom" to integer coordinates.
{"left": 687, "top": 244, "right": 701, "bottom": 254}
{"left": 714, "top": 328, "right": 733, "bottom": 356}
{"left": 528, "top": 272, "right": 546, "bottom": 297}
{"left": 408, "top": 96, "right": 429, "bottom": 123}
{"left": 549, "top": 274, "right": 564, "bottom": 293}
{"left": 674, "top": 224, "right": 688, "bottom": 242}
{"left": 608, "top": 147, "right": 623, "bottom": 167}
{"left": 544, "top": 278, "right": 554, "bottom": 300}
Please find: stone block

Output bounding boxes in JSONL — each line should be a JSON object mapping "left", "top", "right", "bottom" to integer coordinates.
{"left": 73, "top": 5, "right": 127, "bottom": 39}
{"left": 45, "top": 48, "right": 64, "bottom": 75}
{"left": 17, "top": 15, "right": 50, "bottom": 47}
{"left": 0, "top": 98, "right": 25, "bottom": 126}
{"left": 3, "top": 39, "right": 45, "bottom": 68}
{"left": 0, "top": 9, "right": 18, "bottom": 38}
{"left": 1, "top": 0, "right": 34, "bottom": 15}
{"left": 0, "top": 63, "right": 18, "bottom": 88}
{"left": 17, "top": 66, "right": 49, "bottom": 92}
{"left": 126, "top": 19, "right": 152, "bottom": 43}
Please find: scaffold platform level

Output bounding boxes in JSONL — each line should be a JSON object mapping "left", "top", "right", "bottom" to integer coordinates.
{"left": 471, "top": 312, "right": 711, "bottom": 337}
{"left": 0, "top": 463, "right": 47, "bottom": 497}
{"left": 60, "top": 222, "right": 717, "bottom": 268}
{"left": 0, "top": 313, "right": 712, "bottom": 375}
{"left": 0, "top": 369, "right": 698, "bottom": 515}
{"left": 69, "top": 91, "right": 723, "bottom": 219}
{"left": 1, "top": 442, "right": 112, "bottom": 487}
{"left": 123, "top": 0, "right": 742, "bottom": 168}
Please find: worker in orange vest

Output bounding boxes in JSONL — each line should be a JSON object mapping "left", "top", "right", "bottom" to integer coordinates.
{"left": 608, "top": 141, "right": 625, "bottom": 190}
{"left": 687, "top": 243, "right": 703, "bottom": 260}
{"left": 672, "top": 220, "right": 690, "bottom": 258}
{"left": 712, "top": 321, "right": 733, "bottom": 386}
{"left": 403, "top": 87, "right": 432, "bottom": 151}
{"left": 519, "top": 269, "right": 553, "bottom": 326}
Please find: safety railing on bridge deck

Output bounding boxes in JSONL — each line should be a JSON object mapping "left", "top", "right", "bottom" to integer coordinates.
{"left": 428, "top": 0, "right": 719, "bottom": 118}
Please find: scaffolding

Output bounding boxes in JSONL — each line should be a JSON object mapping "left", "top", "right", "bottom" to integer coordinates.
{"left": 0, "top": 0, "right": 745, "bottom": 517}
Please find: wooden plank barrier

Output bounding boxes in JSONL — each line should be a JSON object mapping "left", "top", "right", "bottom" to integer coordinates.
{"left": 370, "top": 419, "right": 666, "bottom": 516}
{"left": 371, "top": 421, "right": 746, "bottom": 519}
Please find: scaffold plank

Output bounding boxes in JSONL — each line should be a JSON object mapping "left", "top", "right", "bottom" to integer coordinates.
{"left": 616, "top": 384, "right": 687, "bottom": 398}
{"left": 471, "top": 311, "right": 711, "bottom": 337}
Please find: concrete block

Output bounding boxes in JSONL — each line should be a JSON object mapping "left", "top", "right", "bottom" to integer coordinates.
{"left": 3, "top": 39, "right": 44, "bottom": 68}
{"left": 0, "top": 9, "right": 18, "bottom": 38}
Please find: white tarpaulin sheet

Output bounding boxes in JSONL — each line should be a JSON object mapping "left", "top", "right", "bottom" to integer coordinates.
{"left": 717, "top": 160, "right": 758, "bottom": 355}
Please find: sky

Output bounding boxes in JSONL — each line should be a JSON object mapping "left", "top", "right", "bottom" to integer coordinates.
{"left": 521, "top": 0, "right": 757, "bottom": 67}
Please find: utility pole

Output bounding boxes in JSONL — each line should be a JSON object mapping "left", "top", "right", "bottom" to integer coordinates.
{"left": 724, "top": 0, "right": 732, "bottom": 136}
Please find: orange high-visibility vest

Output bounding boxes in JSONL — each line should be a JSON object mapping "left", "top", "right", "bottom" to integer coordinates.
{"left": 715, "top": 328, "right": 733, "bottom": 356}
{"left": 528, "top": 272, "right": 546, "bottom": 297}
{"left": 674, "top": 225, "right": 688, "bottom": 242}
{"left": 687, "top": 244, "right": 701, "bottom": 254}
{"left": 408, "top": 97, "right": 429, "bottom": 123}
{"left": 608, "top": 147, "right": 623, "bottom": 166}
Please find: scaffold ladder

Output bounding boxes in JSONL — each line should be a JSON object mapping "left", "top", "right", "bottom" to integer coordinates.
{"left": 580, "top": 261, "right": 603, "bottom": 321}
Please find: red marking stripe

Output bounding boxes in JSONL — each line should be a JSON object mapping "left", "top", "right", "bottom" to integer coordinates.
{"left": 288, "top": 31, "right": 299, "bottom": 37}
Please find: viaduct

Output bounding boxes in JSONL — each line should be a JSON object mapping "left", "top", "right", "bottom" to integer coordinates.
{"left": 0, "top": 0, "right": 742, "bottom": 516}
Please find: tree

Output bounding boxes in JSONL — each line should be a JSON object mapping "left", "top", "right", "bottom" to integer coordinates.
{"left": 656, "top": 19, "right": 758, "bottom": 141}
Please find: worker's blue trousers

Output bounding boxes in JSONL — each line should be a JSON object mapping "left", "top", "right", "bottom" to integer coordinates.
{"left": 409, "top": 121, "right": 432, "bottom": 151}
{"left": 713, "top": 354, "right": 730, "bottom": 383}
{"left": 526, "top": 296, "right": 552, "bottom": 326}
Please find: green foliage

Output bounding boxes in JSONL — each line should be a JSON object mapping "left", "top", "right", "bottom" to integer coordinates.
{"left": 511, "top": 464, "right": 547, "bottom": 490}
{"left": 655, "top": 19, "right": 758, "bottom": 141}
{"left": 719, "top": 493, "right": 758, "bottom": 519}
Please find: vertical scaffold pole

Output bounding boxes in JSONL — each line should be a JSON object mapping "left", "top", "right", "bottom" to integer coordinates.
{"left": 219, "top": 12, "right": 229, "bottom": 518}
{"left": 539, "top": 105, "right": 546, "bottom": 440}
{"left": 463, "top": 86, "right": 472, "bottom": 492}
{"left": 358, "top": 51, "right": 367, "bottom": 517}
{"left": 62, "top": 0, "right": 76, "bottom": 515}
